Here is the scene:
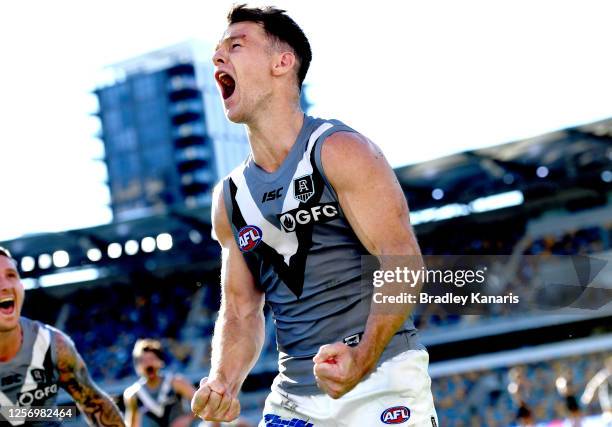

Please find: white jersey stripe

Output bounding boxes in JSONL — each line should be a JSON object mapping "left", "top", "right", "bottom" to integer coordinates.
{"left": 22, "top": 326, "right": 51, "bottom": 394}
{"left": 0, "top": 326, "right": 51, "bottom": 426}
{"left": 231, "top": 167, "right": 299, "bottom": 265}
{"left": 281, "top": 122, "right": 333, "bottom": 213}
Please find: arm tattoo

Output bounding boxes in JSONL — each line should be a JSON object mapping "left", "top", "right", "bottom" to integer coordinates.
{"left": 55, "top": 332, "right": 126, "bottom": 427}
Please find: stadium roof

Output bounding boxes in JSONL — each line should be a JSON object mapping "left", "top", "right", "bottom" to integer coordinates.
{"left": 396, "top": 117, "right": 612, "bottom": 211}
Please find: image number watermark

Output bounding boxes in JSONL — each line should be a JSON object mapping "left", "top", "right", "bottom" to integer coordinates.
{"left": 0, "top": 406, "right": 77, "bottom": 422}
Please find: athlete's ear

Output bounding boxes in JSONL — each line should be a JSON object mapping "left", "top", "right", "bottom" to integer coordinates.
{"left": 271, "top": 51, "right": 296, "bottom": 78}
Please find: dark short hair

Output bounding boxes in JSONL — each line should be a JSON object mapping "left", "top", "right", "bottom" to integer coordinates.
{"left": 227, "top": 4, "right": 312, "bottom": 91}
{"left": 133, "top": 338, "right": 165, "bottom": 362}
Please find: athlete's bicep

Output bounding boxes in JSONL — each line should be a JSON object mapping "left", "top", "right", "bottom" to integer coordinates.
{"left": 212, "top": 183, "right": 264, "bottom": 317}
{"left": 321, "top": 132, "right": 420, "bottom": 256}
{"left": 54, "top": 331, "right": 125, "bottom": 426}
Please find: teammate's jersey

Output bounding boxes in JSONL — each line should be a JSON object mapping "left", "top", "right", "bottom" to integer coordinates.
{"left": 0, "top": 317, "right": 61, "bottom": 426}
{"left": 125, "top": 373, "right": 186, "bottom": 427}
{"left": 221, "top": 114, "right": 422, "bottom": 395}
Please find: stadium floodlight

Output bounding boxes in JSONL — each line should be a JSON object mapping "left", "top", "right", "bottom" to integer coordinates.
{"left": 107, "top": 243, "right": 122, "bottom": 259}
{"left": 38, "top": 254, "right": 52, "bottom": 269}
{"left": 52, "top": 250, "right": 70, "bottom": 268}
{"left": 141, "top": 237, "right": 156, "bottom": 253}
{"left": 601, "top": 170, "right": 612, "bottom": 183}
{"left": 536, "top": 166, "right": 549, "bottom": 178}
{"left": 20, "top": 256, "right": 36, "bottom": 272}
{"left": 39, "top": 268, "right": 100, "bottom": 288}
{"left": 125, "top": 240, "right": 139, "bottom": 256}
{"left": 87, "top": 248, "right": 102, "bottom": 262}
{"left": 470, "top": 190, "right": 524, "bottom": 213}
{"left": 156, "top": 233, "right": 173, "bottom": 251}
{"left": 432, "top": 188, "right": 444, "bottom": 200}
{"left": 21, "top": 278, "right": 37, "bottom": 290}
{"left": 189, "top": 229, "right": 203, "bottom": 244}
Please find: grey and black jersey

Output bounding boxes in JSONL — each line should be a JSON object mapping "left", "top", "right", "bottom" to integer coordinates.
{"left": 222, "top": 115, "right": 422, "bottom": 395}
{"left": 125, "top": 373, "right": 186, "bottom": 427}
{"left": 0, "top": 317, "right": 61, "bottom": 426}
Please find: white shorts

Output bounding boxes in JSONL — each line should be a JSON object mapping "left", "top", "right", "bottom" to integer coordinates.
{"left": 258, "top": 349, "right": 438, "bottom": 427}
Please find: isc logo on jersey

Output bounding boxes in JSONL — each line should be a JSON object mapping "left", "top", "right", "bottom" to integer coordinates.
{"left": 380, "top": 406, "right": 411, "bottom": 424}
{"left": 278, "top": 203, "right": 339, "bottom": 232}
{"left": 238, "top": 225, "right": 263, "bottom": 252}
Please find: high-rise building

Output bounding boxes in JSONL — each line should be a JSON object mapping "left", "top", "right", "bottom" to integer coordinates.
{"left": 95, "top": 41, "right": 250, "bottom": 221}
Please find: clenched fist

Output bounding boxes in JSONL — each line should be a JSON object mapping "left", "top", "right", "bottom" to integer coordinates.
{"left": 191, "top": 377, "right": 241, "bottom": 422}
{"left": 313, "top": 342, "right": 372, "bottom": 399}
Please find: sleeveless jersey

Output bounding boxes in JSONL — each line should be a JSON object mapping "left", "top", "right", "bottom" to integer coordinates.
{"left": 0, "top": 317, "right": 61, "bottom": 426}
{"left": 126, "top": 373, "right": 186, "bottom": 427}
{"left": 221, "top": 115, "right": 423, "bottom": 395}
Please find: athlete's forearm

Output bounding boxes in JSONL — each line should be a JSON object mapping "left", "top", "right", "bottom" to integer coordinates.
{"left": 357, "top": 251, "right": 423, "bottom": 372}
{"left": 209, "top": 308, "right": 265, "bottom": 395}
{"left": 77, "top": 393, "right": 126, "bottom": 427}
{"left": 55, "top": 332, "right": 125, "bottom": 426}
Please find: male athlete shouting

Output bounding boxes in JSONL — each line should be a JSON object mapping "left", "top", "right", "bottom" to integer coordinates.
{"left": 192, "top": 5, "right": 437, "bottom": 426}
{"left": 0, "top": 247, "right": 125, "bottom": 426}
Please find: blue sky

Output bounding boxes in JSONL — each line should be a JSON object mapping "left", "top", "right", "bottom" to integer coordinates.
{"left": 2, "top": 0, "right": 612, "bottom": 241}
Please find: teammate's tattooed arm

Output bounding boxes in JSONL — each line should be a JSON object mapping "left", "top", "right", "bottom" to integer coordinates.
{"left": 54, "top": 331, "right": 126, "bottom": 427}
{"left": 313, "top": 131, "right": 423, "bottom": 398}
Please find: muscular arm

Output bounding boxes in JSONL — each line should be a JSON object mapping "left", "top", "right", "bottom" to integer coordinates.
{"left": 55, "top": 331, "right": 125, "bottom": 427}
{"left": 191, "top": 184, "right": 265, "bottom": 421}
{"left": 313, "top": 131, "right": 423, "bottom": 397}
{"left": 210, "top": 184, "right": 266, "bottom": 394}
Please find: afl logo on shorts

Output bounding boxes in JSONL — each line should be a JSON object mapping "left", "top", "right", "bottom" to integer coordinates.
{"left": 293, "top": 174, "right": 315, "bottom": 203}
{"left": 381, "top": 406, "right": 411, "bottom": 424}
{"left": 238, "top": 225, "right": 262, "bottom": 252}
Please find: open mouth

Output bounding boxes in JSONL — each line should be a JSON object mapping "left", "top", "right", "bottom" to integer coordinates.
{"left": 215, "top": 71, "right": 236, "bottom": 100}
{"left": 0, "top": 296, "right": 15, "bottom": 316}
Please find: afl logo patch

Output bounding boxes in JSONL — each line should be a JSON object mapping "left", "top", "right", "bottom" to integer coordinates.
{"left": 238, "top": 225, "right": 262, "bottom": 252}
{"left": 381, "top": 406, "right": 411, "bottom": 424}
{"left": 293, "top": 174, "right": 315, "bottom": 203}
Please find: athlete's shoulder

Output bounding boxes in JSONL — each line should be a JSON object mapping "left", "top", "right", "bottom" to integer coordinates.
{"left": 319, "top": 130, "right": 391, "bottom": 191}
{"left": 321, "top": 130, "right": 378, "bottom": 163}
{"left": 21, "top": 316, "right": 62, "bottom": 342}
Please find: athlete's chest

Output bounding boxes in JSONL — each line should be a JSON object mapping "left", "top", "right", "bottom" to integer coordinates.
{"left": 233, "top": 171, "right": 341, "bottom": 254}
{"left": 0, "top": 363, "right": 59, "bottom": 406}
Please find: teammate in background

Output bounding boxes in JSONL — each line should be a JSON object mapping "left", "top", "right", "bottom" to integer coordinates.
{"left": 0, "top": 247, "right": 125, "bottom": 426}
{"left": 124, "top": 339, "right": 197, "bottom": 427}
{"left": 581, "top": 356, "right": 612, "bottom": 420}
{"left": 192, "top": 4, "right": 437, "bottom": 426}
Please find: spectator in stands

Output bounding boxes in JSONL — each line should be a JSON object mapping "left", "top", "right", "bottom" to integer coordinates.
{"left": 555, "top": 369, "right": 583, "bottom": 426}
{"left": 508, "top": 367, "right": 536, "bottom": 426}
{"left": 581, "top": 355, "right": 612, "bottom": 420}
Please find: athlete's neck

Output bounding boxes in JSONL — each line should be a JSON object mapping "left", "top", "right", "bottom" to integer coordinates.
{"left": 246, "top": 105, "right": 304, "bottom": 173}
{"left": 145, "top": 375, "right": 162, "bottom": 388}
{"left": 0, "top": 321, "right": 22, "bottom": 362}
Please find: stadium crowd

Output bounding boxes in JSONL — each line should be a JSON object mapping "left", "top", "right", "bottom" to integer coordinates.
{"left": 432, "top": 351, "right": 610, "bottom": 427}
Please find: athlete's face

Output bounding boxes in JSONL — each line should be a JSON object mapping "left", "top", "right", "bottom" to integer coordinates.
{"left": 0, "top": 256, "right": 24, "bottom": 333}
{"left": 136, "top": 351, "right": 163, "bottom": 379}
{"left": 212, "top": 21, "right": 276, "bottom": 123}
